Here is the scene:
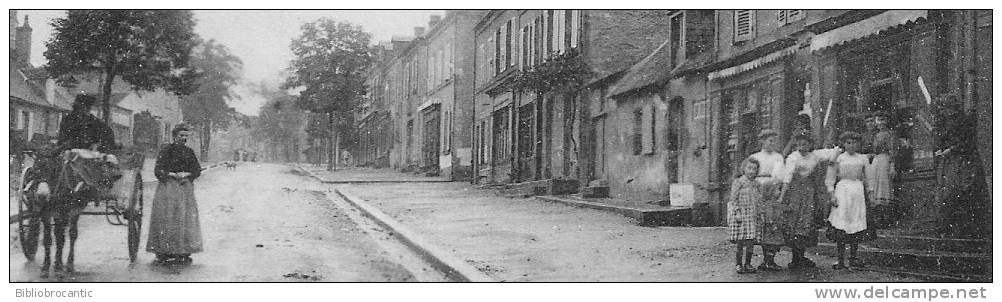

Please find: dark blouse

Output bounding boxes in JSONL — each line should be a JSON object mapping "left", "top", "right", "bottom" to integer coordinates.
{"left": 154, "top": 143, "right": 202, "bottom": 182}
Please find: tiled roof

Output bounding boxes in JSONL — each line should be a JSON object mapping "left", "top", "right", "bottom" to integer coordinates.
{"left": 9, "top": 67, "right": 50, "bottom": 107}
{"left": 608, "top": 41, "right": 714, "bottom": 98}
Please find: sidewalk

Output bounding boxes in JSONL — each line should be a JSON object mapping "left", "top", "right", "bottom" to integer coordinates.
{"left": 334, "top": 179, "right": 920, "bottom": 282}
{"left": 300, "top": 165, "right": 449, "bottom": 183}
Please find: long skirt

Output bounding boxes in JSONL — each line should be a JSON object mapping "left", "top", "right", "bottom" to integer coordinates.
{"left": 780, "top": 176, "right": 821, "bottom": 249}
{"left": 146, "top": 179, "right": 203, "bottom": 255}
{"left": 756, "top": 178, "right": 785, "bottom": 246}
{"left": 866, "top": 154, "right": 894, "bottom": 206}
{"left": 826, "top": 179, "right": 872, "bottom": 243}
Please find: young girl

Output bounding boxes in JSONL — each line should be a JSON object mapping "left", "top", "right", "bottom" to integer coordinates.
{"left": 826, "top": 131, "right": 872, "bottom": 269}
{"left": 728, "top": 158, "right": 763, "bottom": 274}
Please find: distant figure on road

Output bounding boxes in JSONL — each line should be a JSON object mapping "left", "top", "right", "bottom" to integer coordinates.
{"left": 147, "top": 124, "right": 203, "bottom": 265}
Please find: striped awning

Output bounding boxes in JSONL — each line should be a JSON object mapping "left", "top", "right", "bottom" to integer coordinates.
{"left": 707, "top": 45, "right": 798, "bottom": 81}
{"left": 810, "top": 10, "right": 928, "bottom": 52}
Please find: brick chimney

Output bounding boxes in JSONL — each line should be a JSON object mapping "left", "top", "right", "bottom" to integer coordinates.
{"left": 414, "top": 26, "right": 425, "bottom": 37}
{"left": 428, "top": 15, "right": 442, "bottom": 29}
{"left": 15, "top": 15, "right": 32, "bottom": 65}
{"left": 10, "top": 10, "right": 17, "bottom": 47}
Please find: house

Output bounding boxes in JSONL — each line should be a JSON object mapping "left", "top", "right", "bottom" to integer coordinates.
{"left": 356, "top": 41, "right": 399, "bottom": 168}
{"left": 395, "top": 29, "right": 427, "bottom": 171}
{"left": 420, "top": 10, "right": 487, "bottom": 180}
{"left": 472, "top": 10, "right": 674, "bottom": 198}
{"left": 9, "top": 12, "right": 72, "bottom": 147}
{"left": 795, "top": 10, "right": 990, "bottom": 237}
{"left": 605, "top": 10, "right": 716, "bottom": 209}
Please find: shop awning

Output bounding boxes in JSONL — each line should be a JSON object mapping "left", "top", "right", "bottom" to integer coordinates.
{"left": 417, "top": 98, "right": 441, "bottom": 111}
{"left": 810, "top": 10, "right": 928, "bottom": 52}
{"left": 707, "top": 45, "right": 798, "bottom": 81}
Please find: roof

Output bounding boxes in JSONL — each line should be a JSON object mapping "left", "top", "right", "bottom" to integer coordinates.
{"left": 607, "top": 41, "right": 715, "bottom": 98}
{"left": 105, "top": 92, "right": 130, "bottom": 106}
{"left": 9, "top": 67, "right": 50, "bottom": 107}
{"left": 22, "top": 67, "right": 50, "bottom": 80}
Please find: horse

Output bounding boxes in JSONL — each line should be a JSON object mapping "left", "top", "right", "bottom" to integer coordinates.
{"left": 24, "top": 146, "right": 120, "bottom": 278}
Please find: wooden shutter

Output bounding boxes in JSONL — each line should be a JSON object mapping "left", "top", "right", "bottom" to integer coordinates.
{"left": 570, "top": 10, "right": 580, "bottom": 48}
{"left": 787, "top": 10, "right": 803, "bottom": 22}
{"left": 643, "top": 104, "right": 655, "bottom": 154}
{"left": 734, "top": 10, "right": 754, "bottom": 42}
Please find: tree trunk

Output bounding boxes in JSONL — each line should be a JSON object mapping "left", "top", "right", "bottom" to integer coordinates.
{"left": 327, "top": 112, "right": 336, "bottom": 171}
{"left": 334, "top": 130, "right": 341, "bottom": 170}
{"left": 101, "top": 68, "right": 116, "bottom": 125}
{"left": 201, "top": 120, "right": 212, "bottom": 160}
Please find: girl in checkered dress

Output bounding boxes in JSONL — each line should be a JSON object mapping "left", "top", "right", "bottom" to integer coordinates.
{"left": 728, "top": 157, "right": 762, "bottom": 274}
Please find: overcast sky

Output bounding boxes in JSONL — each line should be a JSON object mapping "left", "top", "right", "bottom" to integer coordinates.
{"left": 18, "top": 10, "right": 444, "bottom": 116}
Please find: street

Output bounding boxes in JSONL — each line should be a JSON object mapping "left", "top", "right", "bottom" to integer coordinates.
{"left": 9, "top": 164, "right": 438, "bottom": 282}
{"left": 10, "top": 164, "right": 921, "bottom": 282}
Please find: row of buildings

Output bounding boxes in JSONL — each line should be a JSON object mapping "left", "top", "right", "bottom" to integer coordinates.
{"left": 354, "top": 10, "right": 991, "bottom": 231}
{"left": 10, "top": 10, "right": 197, "bottom": 173}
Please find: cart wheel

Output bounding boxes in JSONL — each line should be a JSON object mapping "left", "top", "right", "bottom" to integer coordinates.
{"left": 127, "top": 172, "right": 144, "bottom": 263}
{"left": 17, "top": 170, "right": 40, "bottom": 262}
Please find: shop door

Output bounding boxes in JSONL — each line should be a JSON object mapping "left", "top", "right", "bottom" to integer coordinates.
{"left": 516, "top": 104, "right": 536, "bottom": 182}
{"left": 423, "top": 112, "right": 440, "bottom": 168}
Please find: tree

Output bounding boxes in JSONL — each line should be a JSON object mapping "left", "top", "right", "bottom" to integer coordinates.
{"left": 284, "top": 18, "right": 373, "bottom": 171}
{"left": 250, "top": 85, "right": 307, "bottom": 163}
{"left": 180, "top": 38, "right": 244, "bottom": 159}
{"left": 44, "top": 10, "right": 198, "bottom": 124}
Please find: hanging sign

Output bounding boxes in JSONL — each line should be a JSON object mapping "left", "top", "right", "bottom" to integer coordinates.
{"left": 822, "top": 98, "right": 834, "bottom": 127}
{"left": 917, "top": 76, "right": 932, "bottom": 105}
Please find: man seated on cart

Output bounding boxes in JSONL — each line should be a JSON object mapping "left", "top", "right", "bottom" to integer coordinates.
{"left": 54, "top": 94, "right": 123, "bottom": 201}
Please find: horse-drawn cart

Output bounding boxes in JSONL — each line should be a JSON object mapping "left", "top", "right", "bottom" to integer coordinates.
{"left": 14, "top": 149, "right": 146, "bottom": 263}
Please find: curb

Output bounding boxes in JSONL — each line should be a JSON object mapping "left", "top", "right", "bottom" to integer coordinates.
{"left": 331, "top": 189, "right": 494, "bottom": 282}
{"left": 293, "top": 165, "right": 451, "bottom": 184}
{"left": 534, "top": 195, "right": 693, "bottom": 227}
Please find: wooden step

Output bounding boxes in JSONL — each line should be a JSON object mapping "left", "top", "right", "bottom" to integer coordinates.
{"left": 852, "top": 266, "right": 992, "bottom": 283}
{"left": 815, "top": 242, "right": 991, "bottom": 276}
{"left": 865, "top": 234, "right": 991, "bottom": 254}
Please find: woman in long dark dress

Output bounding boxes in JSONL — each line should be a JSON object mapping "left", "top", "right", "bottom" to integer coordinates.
{"left": 778, "top": 134, "right": 827, "bottom": 269}
{"left": 147, "top": 124, "right": 203, "bottom": 264}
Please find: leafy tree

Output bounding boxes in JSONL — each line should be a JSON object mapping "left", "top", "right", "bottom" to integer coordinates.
{"left": 250, "top": 83, "right": 307, "bottom": 163}
{"left": 43, "top": 10, "right": 198, "bottom": 124}
{"left": 180, "top": 38, "right": 244, "bottom": 159}
{"left": 284, "top": 18, "right": 373, "bottom": 171}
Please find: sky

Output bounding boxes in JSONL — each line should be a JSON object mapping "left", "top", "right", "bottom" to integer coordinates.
{"left": 18, "top": 10, "right": 444, "bottom": 116}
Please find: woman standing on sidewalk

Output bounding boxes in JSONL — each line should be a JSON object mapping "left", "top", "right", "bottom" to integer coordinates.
{"left": 778, "top": 133, "right": 827, "bottom": 269}
{"left": 826, "top": 131, "right": 872, "bottom": 269}
{"left": 866, "top": 114, "right": 896, "bottom": 228}
{"left": 748, "top": 129, "right": 786, "bottom": 271}
{"left": 147, "top": 124, "right": 204, "bottom": 265}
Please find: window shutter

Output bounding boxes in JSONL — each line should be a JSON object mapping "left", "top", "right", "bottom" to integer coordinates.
{"left": 777, "top": 10, "right": 787, "bottom": 24}
{"left": 734, "top": 10, "right": 754, "bottom": 42}
{"left": 788, "top": 10, "right": 803, "bottom": 22}
{"left": 528, "top": 22, "right": 535, "bottom": 67}
{"left": 554, "top": 10, "right": 564, "bottom": 54}
{"left": 508, "top": 18, "right": 516, "bottom": 68}
{"left": 570, "top": 10, "right": 580, "bottom": 48}
{"left": 490, "top": 32, "right": 498, "bottom": 75}
{"left": 642, "top": 105, "right": 655, "bottom": 154}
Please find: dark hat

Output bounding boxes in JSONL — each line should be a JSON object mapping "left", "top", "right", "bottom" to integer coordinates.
{"left": 74, "top": 94, "right": 97, "bottom": 106}
{"left": 172, "top": 123, "right": 191, "bottom": 134}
